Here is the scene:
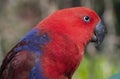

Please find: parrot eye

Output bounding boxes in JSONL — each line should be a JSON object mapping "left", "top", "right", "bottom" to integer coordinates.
{"left": 83, "top": 16, "right": 90, "bottom": 22}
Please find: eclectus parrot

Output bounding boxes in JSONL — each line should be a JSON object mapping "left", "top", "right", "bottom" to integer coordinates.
{"left": 0, "top": 7, "right": 106, "bottom": 79}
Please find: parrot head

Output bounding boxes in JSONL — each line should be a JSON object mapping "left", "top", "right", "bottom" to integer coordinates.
{"left": 34, "top": 7, "right": 107, "bottom": 78}
{"left": 38, "top": 7, "right": 106, "bottom": 49}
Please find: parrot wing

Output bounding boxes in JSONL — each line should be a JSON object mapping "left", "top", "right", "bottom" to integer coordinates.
{"left": 0, "top": 28, "right": 51, "bottom": 79}
{"left": 0, "top": 50, "right": 35, "bottom": 79}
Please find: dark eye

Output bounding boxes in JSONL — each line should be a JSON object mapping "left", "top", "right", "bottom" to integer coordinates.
{"left": 83, "top": 16, "right": 90, "bottom": 22}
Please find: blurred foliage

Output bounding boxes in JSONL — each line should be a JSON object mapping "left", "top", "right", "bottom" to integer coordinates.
{"left": 0, "top": 0, "right": 120, "bottom": 79}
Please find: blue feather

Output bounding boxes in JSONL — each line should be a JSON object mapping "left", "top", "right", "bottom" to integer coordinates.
{"left": 15, "top": 28, "right": 50, "bottom": 52}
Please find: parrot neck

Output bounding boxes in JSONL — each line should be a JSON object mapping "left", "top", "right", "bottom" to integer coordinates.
{"left": 39, "top": 31, "right": 85, "bottom": 79}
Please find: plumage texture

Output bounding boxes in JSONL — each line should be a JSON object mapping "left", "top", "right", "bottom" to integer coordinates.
{"left": 0, "top": 7, "right": 105, "bottom": 79}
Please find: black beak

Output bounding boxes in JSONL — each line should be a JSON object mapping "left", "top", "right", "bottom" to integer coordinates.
{"left": 91, "top": 21, "right": 107, "bottom": 48}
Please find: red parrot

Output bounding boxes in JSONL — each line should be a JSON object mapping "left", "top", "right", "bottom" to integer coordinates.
{"left": 0, "top": 7, "right": 106, "bottom": 79}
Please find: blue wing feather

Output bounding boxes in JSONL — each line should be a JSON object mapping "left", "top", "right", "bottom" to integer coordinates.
{"left": 30, "top": 62, "right": 44, "bottom": 79}
{"left": 15, "top": 29, "right": 50, "bottom": 52}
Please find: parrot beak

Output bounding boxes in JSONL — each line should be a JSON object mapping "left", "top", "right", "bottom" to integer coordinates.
{"left": 91, "top": 21, "right": 107, "bottom": 48}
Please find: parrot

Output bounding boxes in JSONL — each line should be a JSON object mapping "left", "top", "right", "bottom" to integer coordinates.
{"left": 0, "top": 7, "right": 106, "bottom": 79}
